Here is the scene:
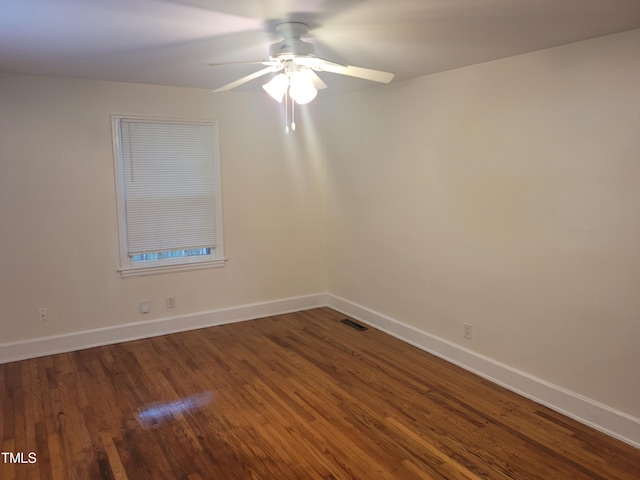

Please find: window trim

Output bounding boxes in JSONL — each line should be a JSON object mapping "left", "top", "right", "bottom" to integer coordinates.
{"left": 111, "top": 115, "right": 226, "bottom": 278}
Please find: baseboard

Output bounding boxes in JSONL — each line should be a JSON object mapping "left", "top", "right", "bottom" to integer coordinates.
{"left": 0, "top": 293, "right": 327, "bottom": 365}
{"left": 326, "top": 294, "right": 640, "bottom": 449}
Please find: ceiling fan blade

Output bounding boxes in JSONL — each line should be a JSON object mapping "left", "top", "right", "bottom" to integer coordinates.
{"left": 312, "top": 59, "right": 395, "bottom": 84}
{"left": 208, "top": 60, "right": 280, "bottom": 67}
{"left": 307, "top": 69, "right": 327, "bottom": 90}
{"left": 212, "top": 65, "right": 282, "bottom": 92}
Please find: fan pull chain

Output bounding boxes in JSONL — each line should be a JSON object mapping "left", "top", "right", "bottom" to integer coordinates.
{"left": 291, "top": 98, "right": 296, "bottom": 131}
{"left": 284, "top": 88, "right": 290, "bottom": 134}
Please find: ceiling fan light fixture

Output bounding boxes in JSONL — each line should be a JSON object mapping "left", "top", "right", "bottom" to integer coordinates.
{"left": 262, "top": 73, "right": 289, "bottom": 103}
{"left": 289, "top": 71, "right": 317, "bottom": 105}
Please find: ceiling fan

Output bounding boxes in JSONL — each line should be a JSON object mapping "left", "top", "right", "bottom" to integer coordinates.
{"left": 210, "top": 21, "right": 395, "bottom": 132}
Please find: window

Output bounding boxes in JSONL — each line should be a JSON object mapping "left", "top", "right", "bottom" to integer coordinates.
{"left": 111, "top": 116, "right": 224, "bottom": 277}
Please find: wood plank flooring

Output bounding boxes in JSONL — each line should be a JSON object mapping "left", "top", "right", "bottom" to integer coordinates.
{"left": 2, "top": 307, "right": 639, "bottom": 479}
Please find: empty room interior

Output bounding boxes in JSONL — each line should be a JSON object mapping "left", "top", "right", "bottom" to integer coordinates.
{"left": 1, "top": 1, "right": 639, "bottom": 478}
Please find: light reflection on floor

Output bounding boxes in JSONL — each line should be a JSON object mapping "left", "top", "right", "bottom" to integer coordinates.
{"left": 136, "top": 391, "right": 214, "bottom": 426}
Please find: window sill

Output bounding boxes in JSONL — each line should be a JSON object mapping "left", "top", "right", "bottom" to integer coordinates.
{"left": 119, "top": 258, "right": 227, "bottom": 278}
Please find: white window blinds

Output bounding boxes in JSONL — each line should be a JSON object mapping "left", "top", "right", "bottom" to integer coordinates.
{"left": 118, "top": 119, "right": 219, "bottom": 256}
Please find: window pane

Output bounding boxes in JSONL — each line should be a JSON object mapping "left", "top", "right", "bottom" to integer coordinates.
{"left": 131, "top": 247, "right": 212, "bottom": 262}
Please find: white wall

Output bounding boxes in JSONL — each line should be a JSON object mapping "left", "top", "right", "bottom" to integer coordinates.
{"left": 0, "top": 75, "right": 327, "bottom": 344}
{"left": 324, "top": 29, "right": 640, "bottom": 419}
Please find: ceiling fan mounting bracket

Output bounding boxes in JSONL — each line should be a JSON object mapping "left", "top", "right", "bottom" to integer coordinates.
{"left": 275, "top": 22, "right": 310, "bottom": 38}
{"left": 270, "top": 22, "right": 315, "bottom": 59}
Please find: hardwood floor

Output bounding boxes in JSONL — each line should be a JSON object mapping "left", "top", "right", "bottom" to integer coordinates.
{"left": 2, "top": 307, "right": 638, "bottom": 479}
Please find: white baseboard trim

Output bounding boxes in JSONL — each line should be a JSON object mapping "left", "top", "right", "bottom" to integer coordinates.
{"left": 0, "top": 293, "right": 327, "bottom": 365}
{"left": 326, "top": 294, "right": 640, "bottom": 449}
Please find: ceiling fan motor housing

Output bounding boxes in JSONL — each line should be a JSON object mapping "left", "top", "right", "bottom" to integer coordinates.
{"left": 270, "top": 22, "right": 315, "bottom": 58}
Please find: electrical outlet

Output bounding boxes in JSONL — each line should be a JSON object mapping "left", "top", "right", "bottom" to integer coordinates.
{"left": 38, "top": 308, "right": 48, "bottom": 322}
{"left": 140, "top": 300, "right": 150, "bottom": 314}
{"left": 464, "top": 323, "right": 472, "bottom": 339}
{"left": 166, "top": 295, "right": 176, "bottom": 309}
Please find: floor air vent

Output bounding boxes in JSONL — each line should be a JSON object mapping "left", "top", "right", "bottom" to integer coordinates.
{"left": 340, "top": 319, "right": 368, "bottom": 331}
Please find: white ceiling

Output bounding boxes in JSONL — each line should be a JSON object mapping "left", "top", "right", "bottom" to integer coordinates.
{"left": 1, "top": 0, "right": 639, "bottom": 95}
